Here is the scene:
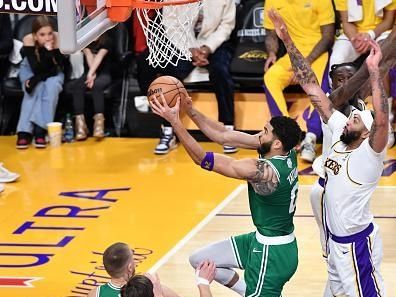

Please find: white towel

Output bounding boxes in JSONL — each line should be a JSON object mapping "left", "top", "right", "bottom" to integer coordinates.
{"left": 347, "top": 0, "right": 392, "bottom": 22}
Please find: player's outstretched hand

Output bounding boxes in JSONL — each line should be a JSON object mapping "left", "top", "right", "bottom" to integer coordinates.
{"left": 366, "top": 39, "right": 382, "bottom": 70}
{"left": 196, "top": 260, "right": 216, "bottom": 284}
{"left": 267, "top": 9, "right": 290, "bottom": 42}
{"left": 149, "top": 93, "right": 181, "bottom": 125}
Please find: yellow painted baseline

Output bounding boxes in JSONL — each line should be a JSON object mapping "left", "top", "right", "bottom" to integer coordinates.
{"left": 0, "top": 136, "right": 395, "bottom": 296}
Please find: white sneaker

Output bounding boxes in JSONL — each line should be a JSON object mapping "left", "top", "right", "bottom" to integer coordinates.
{"left": 154, "top": 126, "right": 177, "bottom": 155}
{"left": 223, "top": 125, "right": 238, "bottom": 154}
{"left": 300, "top": 132, "right": 317, "bottom": 163}
{"left": 0, "top": 163, "right": 20, "bottom": 183}
{"left": 134, "top": 96, "right": 150, "bottom": 113}
{"left": 0, "top": 183, "right": 4, "bottom": 194}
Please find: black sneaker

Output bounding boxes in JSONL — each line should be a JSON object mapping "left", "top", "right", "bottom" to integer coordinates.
{"left": 16, "top": 132, "right": 32, "bottom": 149}
{"left": 154, "top": 126, "right": 177, "bottom": 155}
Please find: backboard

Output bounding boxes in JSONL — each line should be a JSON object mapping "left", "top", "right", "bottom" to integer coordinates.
{"left": 57, "top": 0, "right": 117, "bottom": 54}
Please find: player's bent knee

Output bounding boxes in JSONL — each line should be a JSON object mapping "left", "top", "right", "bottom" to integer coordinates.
{"left": 189, "top": 252, "right": 202, "bottom": 268}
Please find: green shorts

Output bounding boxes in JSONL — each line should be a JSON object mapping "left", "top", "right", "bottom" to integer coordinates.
{"left": 231, "top": 231, "right": 298, "bottom": 297}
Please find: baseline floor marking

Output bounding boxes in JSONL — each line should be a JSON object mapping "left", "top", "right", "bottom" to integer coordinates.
{"left": 216, "top": 214, "right": 396, "bottom": 219}
{"left": 148, "top": 184, "right": 247, "bottom": 273}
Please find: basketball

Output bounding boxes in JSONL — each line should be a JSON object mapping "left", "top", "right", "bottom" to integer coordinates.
{"left": 147, "top": 76, "right": 188, "bottom": 108}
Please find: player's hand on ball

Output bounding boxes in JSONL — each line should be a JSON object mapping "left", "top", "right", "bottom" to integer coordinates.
{"left": 197, "top": 260, "right": 216, "bottom": 284}
{"left": 180, "top": 96, "right": 193, "bottom": 113}
{"left": 149, "top": 93, "right": 181, "bottom": 125}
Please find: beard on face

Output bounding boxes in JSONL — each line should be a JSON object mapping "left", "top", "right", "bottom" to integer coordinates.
{"left": 340, "top": 129, "right": 361, "bottom": 145}
{"left": 257, "top": 140, "right": 273, "bottom": 157}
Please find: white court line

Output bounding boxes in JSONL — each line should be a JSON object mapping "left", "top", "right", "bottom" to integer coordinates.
{"left": 299, "top": 184, "right": 396, "bottom": 189}
{"left": 148, "top": 184, "right": 246, "bottom": 273}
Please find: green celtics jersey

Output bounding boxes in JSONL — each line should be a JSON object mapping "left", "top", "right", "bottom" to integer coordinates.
{"left": 248, "top": 150, "right": 298, "bottom": 236}
{"left": 97, "top": 282, "right": 121, "bottom": 297}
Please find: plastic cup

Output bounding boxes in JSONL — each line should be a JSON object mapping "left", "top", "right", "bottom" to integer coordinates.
{"left": 47, "top": 122, "right": 62, "bottom": 148}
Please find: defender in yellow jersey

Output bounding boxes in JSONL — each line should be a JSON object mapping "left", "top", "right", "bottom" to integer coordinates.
{"left": 150, "top": 94, "right": 302, "bottom": 296}
{"left": 263, "top": 0, "right": 335, "bottom": 163}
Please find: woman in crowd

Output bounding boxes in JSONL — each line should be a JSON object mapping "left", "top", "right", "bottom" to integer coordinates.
{"left": 16, "top": 16, "right": 65, "bottom": 149}
{"left": 69, "top": 32, "right": 112, "bottom": 140}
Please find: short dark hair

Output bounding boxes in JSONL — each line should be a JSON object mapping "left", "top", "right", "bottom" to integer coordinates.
{"left": 103, "top": 242, "right": 132, "bottom": 278}
{"left": 329, "top": 62, "right": 358, "bottom": 79}
{"left": 121, "top": 275, "right": 154, "bottom": 297}
{"left": 270, "top": 116, "right": 302, "bottom": 152}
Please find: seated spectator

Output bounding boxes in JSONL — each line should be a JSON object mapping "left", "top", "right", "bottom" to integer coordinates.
{"left": 121, "top": 261, "right": 216, "bottom": 297}
{"left": 263, "top": 0, "right": 335, "bottom": 163}
{"left": 135, "top": 0, "right": 236, "bottom": 155}
{"left": 0, "top": 14, "right": 13, "bottom": 81}
{"left": 330, "top": 0, "right": 395, "bottom": 69}
{"left": 16, "top": 16, "right": 65, "bottom": 149}
{"left": 68, "top": 32, "right": 112, "bottom": 140}
{"left": 330, "top": 1, "right": 396, "bottom": 147}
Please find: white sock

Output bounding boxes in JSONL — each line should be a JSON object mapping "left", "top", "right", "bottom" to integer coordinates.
{"left": 225, "top": 125, "right": 234, "bottom": 131}
{"left": 163, "top": 126, "right": 173, "bottom": 136}
{"left": 230, "top": 279, "right": 247, "bottom": 296}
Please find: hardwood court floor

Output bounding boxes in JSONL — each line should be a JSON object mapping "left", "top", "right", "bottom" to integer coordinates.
{"left": 0, "top": 136, "right": 395, "bottom": 296}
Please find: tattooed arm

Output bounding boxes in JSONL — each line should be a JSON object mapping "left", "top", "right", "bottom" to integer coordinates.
{"left": 183, "top": 98, "right": 260, "bottom": 149}
{"left": 149, "top": 93, "right": 278, "bottom": 190}
{"left": 267, "top": 9, "right": 334, "bottom": 122}
{"left": 366, "top": 40, "right": 389, "bottom": 153}
{"left": 264, "top": 29, "right": 279, "bottom": 71}
{"left": 306, "top": 24, "right": 335, "bottom": 65}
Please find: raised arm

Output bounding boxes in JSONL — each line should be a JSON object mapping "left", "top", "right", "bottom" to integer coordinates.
{"left": 151, "top": 95, "right": 279, "bottom": 195}
{"left": 366, "top": 40, "right": 389, "bottom": 153}
{"left": 183, "top": 98, "right": 260, "bottom": 149}
{"left": 267, "top": 9, "right": 335, "bottom": 122}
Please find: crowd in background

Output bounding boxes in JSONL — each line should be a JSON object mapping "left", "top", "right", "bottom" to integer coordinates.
{"left": 0, "top": 0, "right": 396, "bottom": 191}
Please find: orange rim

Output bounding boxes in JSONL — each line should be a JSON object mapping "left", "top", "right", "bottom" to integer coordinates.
{"left": 106, "top": 0, "right": 199, "bottom": 9}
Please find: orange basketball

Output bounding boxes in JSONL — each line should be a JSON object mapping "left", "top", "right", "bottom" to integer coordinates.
{"left": 147, "top": 76, "right": 188, "bottom": 108}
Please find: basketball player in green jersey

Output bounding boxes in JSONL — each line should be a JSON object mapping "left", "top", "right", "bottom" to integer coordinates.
{"left": 87, "top": 242, "right": 134, "bottom": 297}
{"left": 150, "top": 94, "right": 302, "bottom": 297}
{"left": 87, "top": 243, "right": 181, "bottom": 297}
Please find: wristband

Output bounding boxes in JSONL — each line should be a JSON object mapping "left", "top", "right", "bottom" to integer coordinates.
{"left": 200, "top": 152, "right": 214, "bottom": 171}
{"left": 195, "top": 270, "right": 210, "bottom": 286}
{"left": 367, "top": 30, "right": 376, "bottom": 40}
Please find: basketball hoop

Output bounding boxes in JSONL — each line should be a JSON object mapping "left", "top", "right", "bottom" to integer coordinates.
{"left": 58, "top": 0, "right": 201, "bottom": 68}
{"left": 109, "top": 0, "right": 202, "bottom": 68}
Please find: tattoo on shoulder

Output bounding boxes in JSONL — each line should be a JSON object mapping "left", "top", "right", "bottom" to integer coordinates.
{"left": 249, "top": 160, "right": 279, "bottom": 196}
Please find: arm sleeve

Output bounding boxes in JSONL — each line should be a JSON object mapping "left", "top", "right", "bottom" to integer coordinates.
{"left": 317, "top": 0, "right": 335, "bottom": 26}
{"left": 263, "top": 0, "right": 275, "bottom": 30}
{"left": 348, "top": 139, "right": 385, "bottom": 184}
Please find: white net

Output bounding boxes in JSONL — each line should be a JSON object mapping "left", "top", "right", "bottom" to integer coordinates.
{"left": 136, "top": 0, "right": 202, "bottom": 68}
